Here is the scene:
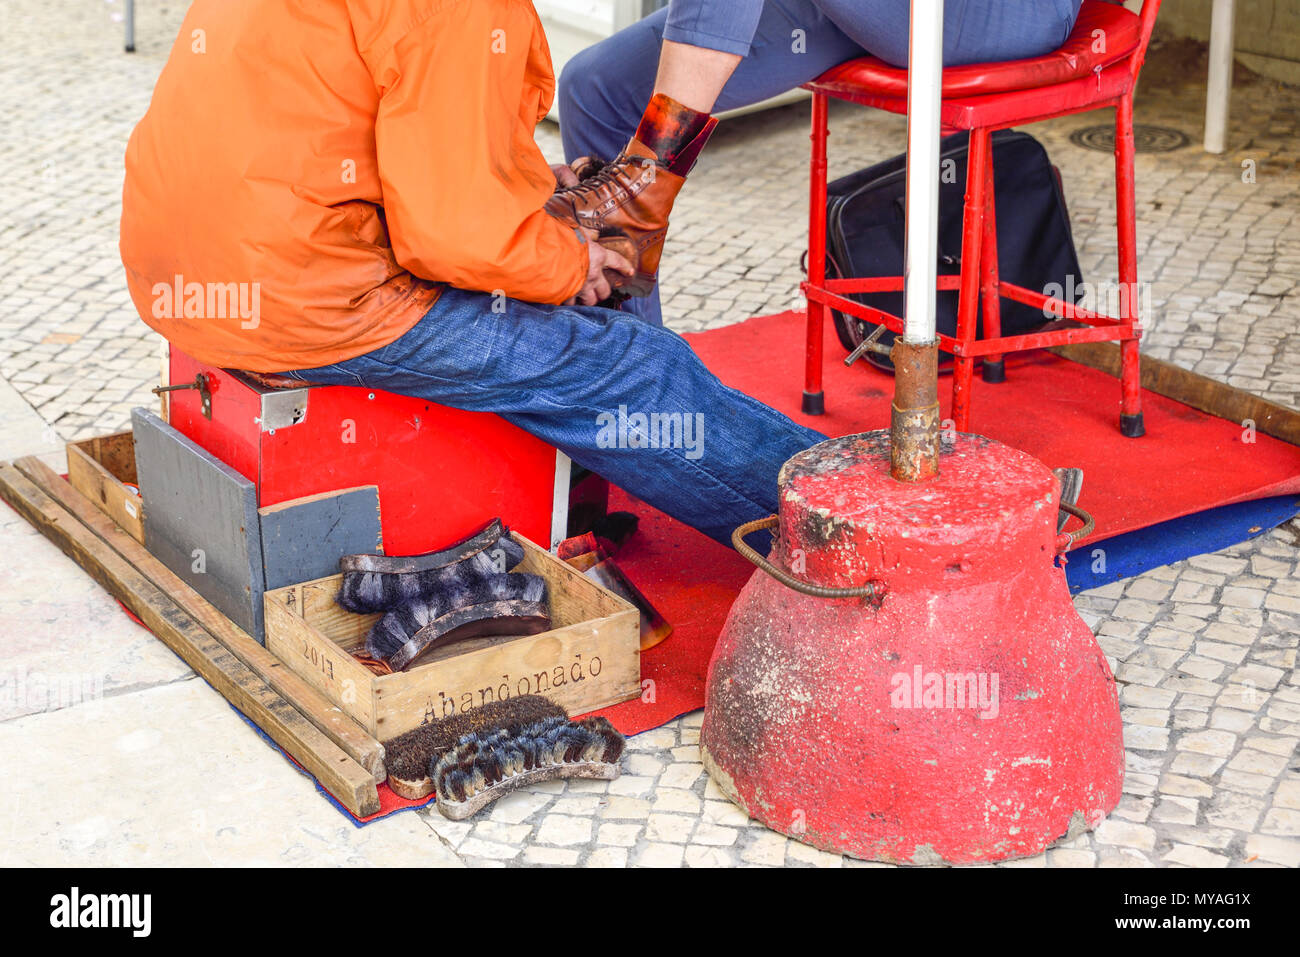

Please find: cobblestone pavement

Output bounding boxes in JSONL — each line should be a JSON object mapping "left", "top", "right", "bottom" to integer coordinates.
{"left": 0, "top": 1, "right": 1296, "bottom": 867}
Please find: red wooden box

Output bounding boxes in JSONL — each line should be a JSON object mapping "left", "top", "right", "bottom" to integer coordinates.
{"left": 165, "top": 349, "right": 569, "bottom": 555}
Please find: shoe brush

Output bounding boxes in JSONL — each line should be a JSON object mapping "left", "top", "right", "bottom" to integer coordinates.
{"left": 385, "top": 694, "right": 567, "bottom": 800}
{"left": 433, "top": 715, "right": 625, "bottom": 820}
{"left": 365, "top": 572, "right": 549, "bottom": 671}
{"left": 337, "top": 518, "right": 525, "bottom": 614}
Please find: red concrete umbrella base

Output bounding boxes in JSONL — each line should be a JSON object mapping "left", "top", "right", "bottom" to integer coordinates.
{"left": 700, "top": 431, "right": 1124, "bottom": 865}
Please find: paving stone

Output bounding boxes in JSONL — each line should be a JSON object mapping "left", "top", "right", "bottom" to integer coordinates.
{"left": 1163, "top": 844, "right": 1229, "bottom": 867}
{"left": 607, "top": 775, "right": 655, "bottom": 798}
{"left": 1226, "top": 749, "right": 1291, "bottom": 777}
{"left": 651, "top": 788, "right": 702, "bottom": 815}
{"left": 585, "top": 846, "right": 630, "bottom": 867}
{"left": 634, "top": 842, "right": 685, "bottom": 867}
{"left": 534, "top": 815, "right": 593, "bottom": 847}
{"left": 623, "top": 754, "right": 665, "bottom": 777}
{"left": 1161, "top": 824, "right": 1237, "bottom": 850}
{"left": 646, "top": 813, "right": 695, "bottom": 843}
{"left": 1151, "top": 796, "right": 1199, "bottom": 825}
{"left": 786, "top": 840, "right": 844, "bottom": 868}
{"left": 1273, "top": 780, "right": 1300, "bottom": 810}
{"left": 1113, "top": 796, "right": 1155, "bottom": 823}
{"left": 596, "top": 822, "right": 642, "bottom": 847}
{"left": 1169, "top": 751, "right": 1227, "bottom": 777}
{"left": 471, "top": 820, "right": 532, "bottom": 845}
{"left": 1218, "top": 768, "right": 1277, "bottom": 794}
{"left": 1121, "top": 685, "right": 1177, "bottom": 709}
{"left": 1172, "top": 710, "right": 1208, "bottom": 730}
{"left": 1241, "top": 734, "right": 1299, "bottom": 757}
{"left": 1177, "top": 656, "right": 1225, "bottom": 680}
{"left": 1209, "top": 708, "right": 1257, "bottom": 733}
{"left": 487, "top": 791, "right": 553, "bottom": 825}
{"left": 1205, "top": 793, "right": 1267, "bottom": 832}
{"left": 1096, "top": 847, "right": 1155, "bottom": 868}
{"left": 1260, "top": 808, "right": 1300, "bottom": 836}
{"left": 523, "top": 846, "right": 581, "bottom": 866}
{"left": 1218, "top": 683, "right": 1271, "bottom": 711}
{"left": 599, "top": 796, "right": 651, "bottom": 820}
{"left": 1094, "top": 819, "right": 1156, "bottom": 851}
{"left": 1047, "top": 848, "right": 1097, "bottom": 868}
{"left": 684, "top": 845, "right": 736, "bottom": 867}
{"left": 1176, "top": 728, "right": 1238, "bottom": 756}
{"left": 1124, "top": 724, "right": 1171, "bottom": 751}
{"left": 659, "top": 763, "right": 704, "bottom": 790}
{"left": 702, "top": 800, "right": 751, "bottom": 827}
{"left": 739, "top": 830, "right": 790, "bottom": 867}
{"left": 548, "top": 795, "right": 605, "bottom": 816}
{"left": 457, "top": 837, "right": 521, "bottom": 861}
{"left": 1243, "top": 834, "right": 1300, "bottom": 867}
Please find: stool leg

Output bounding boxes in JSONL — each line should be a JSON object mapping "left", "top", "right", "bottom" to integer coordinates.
{"left": 979, "top": 150, "right": 1005, "bottom": 384}
{"left": 952, "top": 128, "right": 989, "bottom": 433}
{"left": 803, "top": 93, "right": 829, "bottom": 416}
{"left": 1116, "top": 95, "right": 1145, "bottom": 437}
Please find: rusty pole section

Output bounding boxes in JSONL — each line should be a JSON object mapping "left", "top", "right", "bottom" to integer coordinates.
{"left": 890, "top": 0, "right": 944, "bottom": 483}
{"left": 890, "top": 340, "right": 941, "bottom": 481}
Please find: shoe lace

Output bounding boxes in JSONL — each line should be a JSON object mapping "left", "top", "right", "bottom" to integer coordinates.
{"left": 559, "top": 152, "right": 651, "bottom": 200}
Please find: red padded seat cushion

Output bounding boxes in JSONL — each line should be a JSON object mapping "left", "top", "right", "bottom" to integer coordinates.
{"left": 809, "top": 0, "right": 1142, "bottom": 99}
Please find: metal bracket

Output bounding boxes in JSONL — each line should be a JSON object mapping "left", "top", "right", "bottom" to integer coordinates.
{"left": 258, "top": 388, "right": 309, "bottom": 432}
{"left": 152, "top": 373, "right": 212, "bottom": 419}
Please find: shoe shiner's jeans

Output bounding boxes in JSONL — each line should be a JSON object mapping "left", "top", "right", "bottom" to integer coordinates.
{"left": 558, "top": 0, "right": 1081, "bottom": 326}
{"left": 282, "top": 287, "right": 828, "bottom": 547}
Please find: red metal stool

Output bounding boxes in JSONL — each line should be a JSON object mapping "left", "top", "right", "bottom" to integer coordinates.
{"left": 801, "top": 0, "right": 1161, "bottom": 437}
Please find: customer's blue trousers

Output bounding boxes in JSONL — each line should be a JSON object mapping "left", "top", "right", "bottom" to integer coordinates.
{"left": 283, "top": 288, "right": 827, "bottom": 547}
{"left": 559, "top": 0, "right": 1083, "bottom": 326}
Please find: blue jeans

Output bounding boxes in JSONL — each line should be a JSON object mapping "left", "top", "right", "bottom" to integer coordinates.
{"left": 283, "top": 287, "right": 827, "bottom": 547}
{"left": 559, "top": 0, "right": 1083, "bottom": 326}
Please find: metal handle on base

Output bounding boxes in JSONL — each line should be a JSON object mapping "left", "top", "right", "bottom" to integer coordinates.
{"left": 1056, "top": 501, "right": 1096, "bottom": 554}
{"left": 733, "top": 516, "right": 884, "bottom": 604}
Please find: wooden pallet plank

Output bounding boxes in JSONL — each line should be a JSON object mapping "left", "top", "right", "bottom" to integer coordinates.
{"left": 131, "top": 407, "right": 267, "bottom": 640}
{"left": 1053, "top": 342, "right": 1300, "bottom": 446}
{"left": 13, "top": 455, "right": 386, "bottom": 784}
{"left": 0, "top": 463, "right": 380, "bottom": 817}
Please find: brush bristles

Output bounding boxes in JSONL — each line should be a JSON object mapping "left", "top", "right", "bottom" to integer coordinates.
{"left": 338, "top": 536, "right": 525, "bottom": 614}
{"left": 433, "top": 716, "right": 625, "bottom": 805}
{"left": 364, "top": 572, "right": 548, "bottom": 663}
{"left": 385, "top": 695, "right": 567, "bottom": 785}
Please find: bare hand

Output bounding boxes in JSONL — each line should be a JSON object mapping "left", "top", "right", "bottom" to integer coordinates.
{"left": 551, "top": 162, "right": 580, "bottom": 189}
{"left": 566, "top": 227, "right": 635, "bottom": 306}
{"left": 554, "top": 153, "right": 600, "bottom": 190}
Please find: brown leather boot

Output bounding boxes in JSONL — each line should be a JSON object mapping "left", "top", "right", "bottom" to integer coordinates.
{"left": 546, "top": 94, "right": 716, "bottom": 297}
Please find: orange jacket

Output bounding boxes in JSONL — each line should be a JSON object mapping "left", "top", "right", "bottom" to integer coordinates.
{"left": 120, "top": 0, "right": 587, "bottom": 372}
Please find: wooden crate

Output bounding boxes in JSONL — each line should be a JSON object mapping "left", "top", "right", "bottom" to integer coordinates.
{"left": 66, "top": 431, "right": 145, "bottom": 544}
{"left": 264, "top": 534, "right": 640, "bottom": 741}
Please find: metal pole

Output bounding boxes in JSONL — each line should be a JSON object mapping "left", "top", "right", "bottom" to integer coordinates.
{"left": 1204, "top": 0, "right": 1235, "bottom": 153}
{"left": 891, "top": 0, "right": 943, "bottom": 482}
{"left": 125, "top": 0, "right": 136, "bottom": 53}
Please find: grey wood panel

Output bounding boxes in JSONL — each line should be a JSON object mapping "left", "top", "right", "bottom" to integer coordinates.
{"left": 259, "top": 486, "right": 383, "bottom": 591}
{"left": 131, "top": 408, "right": 267, "bottom": 641}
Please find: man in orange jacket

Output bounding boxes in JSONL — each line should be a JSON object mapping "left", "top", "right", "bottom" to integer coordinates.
{"left": 120, "top": 0, "right": 825, "bottom": 546}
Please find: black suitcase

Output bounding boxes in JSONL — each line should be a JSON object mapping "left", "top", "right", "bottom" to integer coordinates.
{"left": 823, "top": 130, "right": 1083, "bottom": 371}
